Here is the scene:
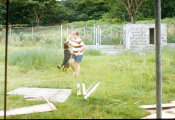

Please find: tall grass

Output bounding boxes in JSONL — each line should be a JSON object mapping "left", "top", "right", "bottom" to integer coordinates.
{"left": 0, "top": 45, "right": 174, "bottom": 119}
{"left": 0, "top": 45, "right": 63, "bottom": 69}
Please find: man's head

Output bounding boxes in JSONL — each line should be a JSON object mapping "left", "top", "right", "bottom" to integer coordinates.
{"left": 64, "top": 42, "right": 69, "bottom": 49}
{"left": 71, "top": 31, "right": 79, "bottom": 39}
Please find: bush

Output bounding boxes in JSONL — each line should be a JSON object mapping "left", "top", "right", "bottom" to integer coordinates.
{"left": 167, "top": 35, "right": 175, "bottom": 43}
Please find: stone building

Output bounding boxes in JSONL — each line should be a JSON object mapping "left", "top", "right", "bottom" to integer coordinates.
{"left": 123, "top": 24, "right": 167, "bottom": 50}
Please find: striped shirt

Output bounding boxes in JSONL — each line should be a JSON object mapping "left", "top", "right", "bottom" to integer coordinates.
{"left": 68, "top": 37, "right": 85, "bottom": 55}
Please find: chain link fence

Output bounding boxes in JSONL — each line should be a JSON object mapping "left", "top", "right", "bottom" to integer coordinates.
{"left": 0, "top": 24, "right": 124, "bottom": 48}
{"left": 1, "top": 23, "right": 174, "bottom": 48}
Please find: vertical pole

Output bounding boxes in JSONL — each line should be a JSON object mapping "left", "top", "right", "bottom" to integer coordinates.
{"left": 96, "top": 27, "right": 97, "bottom": 46}
{"left": 155, "top": 0, "right": 162, "bottom": 119}
{"left": 4, "top": 0, "right": 9, "bottom": 119}
{"left": 9, "top": 26, "right": 11, "bottom": 42}
{"left": 82, "top": 83, "right": 86, "bottom": 95}
{"left": 84, "top": 26, "right": 85, "bottom": 37}
{"left": 98, "top": 25, "right": 100, "bottom": 45}
{"left": 32, "top": 26, "right": 33, "bottom": 41}
{"left": 100, "top": 27, "right": 101, "bottom": 45}
{"left": 94, "top": 24, "right": 95, "bottom": 45}
{"left": 97, "top": 26, "right": 99, "bottom": 44}
{"left": 58, "top": 26, "right": 60, "bottom": 45}
{"left": 72, "top": 26, "right": 74, "bottom": 31}
{"left": 67, "top": 27, "right": 68, "bottom": 39}
{"left": 61, "top": 25, "right": 62, "bottom": 49}
{"left": 111, "top": 26, "right": 112, "bottom": 41}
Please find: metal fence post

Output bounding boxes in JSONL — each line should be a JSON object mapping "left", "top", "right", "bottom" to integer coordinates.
{"left": 98, "top": 25, "right": 100, "bottom": 45}
{"left": 94, "top": 24, "right": 95, "bottom": 45}
{"left": 96, "top": 27, "right": 97, "bottom": 46}
{"left": 84, "top": 26, "right": 85, "bottom": 37}
{"left": 155, "top": 0, "right": 162, "bottom": 119}
{"left": 100, "top": 27, "right": 101, "bottom": 45}
{"left": 9, "top": 26, "right": 11, "bottom": 42}
{"left": 61, "top": 25, "right": 62, "bottom": 49}
{"left": 111, "top": 26, "right": 112, "bottom": 41}
{"left": 32, "top": 26, "right": 33, "bottom": 41}
{"left": 67, "top": 27, "right": 68, "bottom": 39}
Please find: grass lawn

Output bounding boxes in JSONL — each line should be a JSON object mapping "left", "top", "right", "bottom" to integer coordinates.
{"left": 0, "top": 44, "right": 175, "bottom": 119}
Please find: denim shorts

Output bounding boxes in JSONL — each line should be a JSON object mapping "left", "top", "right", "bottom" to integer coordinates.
{"left": 71, "top": 55, "right": 83, "bottom": 63}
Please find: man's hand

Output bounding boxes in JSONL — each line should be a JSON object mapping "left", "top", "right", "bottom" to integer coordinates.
{"left": 67, "top": 35, "right": 72, "bottom": 42}
{"left": 77, "top": 51, "right": 80, "bottom": 56}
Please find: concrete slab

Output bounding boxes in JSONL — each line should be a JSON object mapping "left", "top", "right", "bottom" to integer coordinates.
{"left": 141, "top": 112, "right": 175, "bottom": 119}
{"left": 164, "top": 108, "right": 175, "bottom": 115}
{"left": 140, "top": 103, "right": 175, "bottom": 109}
{"left": 7, "top": 87, "right": 72, "bottom": 103}
{"left": 0, "top": 103, "right": 56, "bottom": 116}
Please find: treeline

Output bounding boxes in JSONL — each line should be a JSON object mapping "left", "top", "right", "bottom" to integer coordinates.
{"left": 0, "top": 0, "right": 174, "bottom": 26}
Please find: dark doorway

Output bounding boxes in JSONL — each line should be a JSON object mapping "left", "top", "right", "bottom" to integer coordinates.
{"left": 149, "top": 28, "right": 155, "bottom": 44}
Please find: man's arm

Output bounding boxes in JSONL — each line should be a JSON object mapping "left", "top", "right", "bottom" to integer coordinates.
{"left": 79, "top": 44, "right": 86, "bottom": 53}
{"left": 66, "top": 35, "right": 71, "bottom": 43}
{"left": 77, "top": 44, "right": 86, "bottom": 56}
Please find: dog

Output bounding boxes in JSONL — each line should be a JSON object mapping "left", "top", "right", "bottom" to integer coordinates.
{"left": 57, "top": 43, "right": 72, "bottom": 72}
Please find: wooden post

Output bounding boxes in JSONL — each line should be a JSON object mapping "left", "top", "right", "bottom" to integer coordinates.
{"left": 4, "top": 0, "right": 9, "bottom": 119}
{"left": 82, "top": 83, "right": 86, "bottom": 95}
{"left": 86, "top": 83, "right": 94, "bottom": 94}
{"left": 77, "top": 83, "right": 81, "bottom": 96}
{"left": 84, "top": 82, "right": 100, "bottom": 100}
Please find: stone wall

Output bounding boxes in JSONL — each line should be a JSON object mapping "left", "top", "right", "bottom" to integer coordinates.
{"left": 123, "top": 24, "right": 167, "bottom": 50}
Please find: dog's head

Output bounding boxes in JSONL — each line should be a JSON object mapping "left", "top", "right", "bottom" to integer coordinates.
{"left": 64, "top": 43, "right": 69, "bottom": 49}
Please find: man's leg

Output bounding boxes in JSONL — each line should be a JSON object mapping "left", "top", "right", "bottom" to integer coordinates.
{"left": 70, "top": 58, "right": 76, "bottom": 76}
{"left": 76, "top": 62, "right": 80, "bottom": 76}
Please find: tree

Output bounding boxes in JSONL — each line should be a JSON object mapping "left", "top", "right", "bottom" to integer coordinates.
{"left": 8, "top": 1, "right": 32, "bottom": 25}
{"left": 0, "top": 2, "right": 6, "bottom": 25}
{"left": 119, "top": 0, "right": 145, "bottom": 24}
{"left": 161, "top": 0, "right": 175, "bottom": 18}
{"left": 28, "top": 1, "right": 45, "bottom": 26}
{"left": 63, "top": 0, "right": 108, "bottom": 22}
{"left": 42, "top": 0, "right": 68, "bottom": 24}
{"left": 104, "top": 0, "right": 129, "bottom": 23}
{"left": 77, "top": 0, "right": 108, "bottom": 20}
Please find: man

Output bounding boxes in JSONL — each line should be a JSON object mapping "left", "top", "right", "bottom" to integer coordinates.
{"left": 67, "top": 31, "right": 86, "bottom": 76}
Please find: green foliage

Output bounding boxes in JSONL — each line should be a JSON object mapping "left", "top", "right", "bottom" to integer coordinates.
{"left": 103, "top": 0, "right": 129, "bottom": 23}
{"left": 161, "top": 0, "right": 175, "bottom": 18}
{"left": 0, "top": 0, "right": 175, "bottom": 25}
{"left": 8, "top": 1, "right": 32, "bottom": 25}
{"left": 0, "top": 2, "right": 6, "bottom": 25}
